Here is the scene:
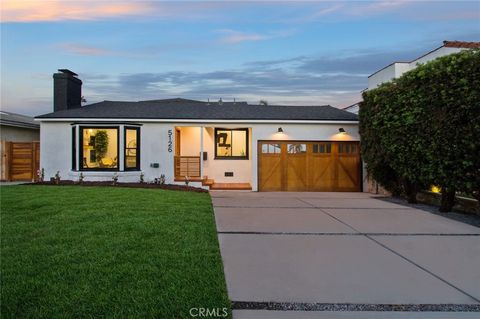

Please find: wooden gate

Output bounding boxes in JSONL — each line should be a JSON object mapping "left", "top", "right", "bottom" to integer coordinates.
{"left": 258, "top": 141, "right": 361, "bottom": 192}
{"left": 1, "top": 141, "right": 40, "bottom": 181}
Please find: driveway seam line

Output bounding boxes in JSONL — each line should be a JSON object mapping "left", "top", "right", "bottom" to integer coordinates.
{"left": 231, "top": 301, "right": 480, "bottom": 312}
{"left": 296, "top": 197, "right": 480, "bottom": 304}
{"left": 365, "top": 235, "right": 480, "bottom": 303}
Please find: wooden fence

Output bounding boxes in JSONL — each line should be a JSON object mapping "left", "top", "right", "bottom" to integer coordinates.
{"left": 0, "top": 141, "right": 40, "bottom": 182}
{"left": 174, "top": 156, "right": 201, "bottom": 179}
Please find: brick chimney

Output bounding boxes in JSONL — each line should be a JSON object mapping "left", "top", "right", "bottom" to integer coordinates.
{"left": 53, "top": 69, "right": 82, "bottom": 112}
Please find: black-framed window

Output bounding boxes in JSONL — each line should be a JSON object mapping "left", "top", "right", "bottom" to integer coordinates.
{"left": 214, "top": 128, "right": 249, "bottom": 159}
{"left": 72, "top": 126, "right": 76, "bottom": 170}
{"left": 79, "top": 127, "right": 119, "bottom": 171}
{"left": 125, "top": 127, "right": 140, "bottom": 170}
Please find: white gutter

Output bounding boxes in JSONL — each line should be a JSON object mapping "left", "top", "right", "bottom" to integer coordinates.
{"left": 35, "top": 118, "right": 358, "bottom": 124}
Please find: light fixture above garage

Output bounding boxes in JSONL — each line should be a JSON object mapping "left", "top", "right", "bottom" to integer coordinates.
{"left": 277, "top": 127, "right": 284, "bottom": 133}
{"left": 338, "top": 128, "right": 346, "bottom": 134}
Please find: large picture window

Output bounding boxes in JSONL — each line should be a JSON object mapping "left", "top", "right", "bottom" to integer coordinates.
{"left": 80, "top": 127, "right": 119, "bottom": 170}
{"left": 125, "top": 127, "right": 140, "bottom": 170}
{"left": 215, "top": 128, "right": 248, "bottom": 159}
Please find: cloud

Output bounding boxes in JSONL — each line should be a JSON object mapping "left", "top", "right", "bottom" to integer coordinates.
{"left": 217, "top": 29, "right": 268, "bottom": 44}
{"left": 347, "top": 0, "right": 413, "bottom": 16}
{"left": 57, "top": 43, "right": 109, "bottom": 56}
{"left": 80, "top": 45, "right": 434, "bottom": 108}
{"left": 299, "top": 4, "right": 344, "bottom": 22}
{"left": 216, "top": 29, "right": 294, "bottom": 44}
{"left": 216, "top": 28, "right": 294, "bottom": 44}
{"left": 1, "top": 0, "right": 153, "bottom": 23}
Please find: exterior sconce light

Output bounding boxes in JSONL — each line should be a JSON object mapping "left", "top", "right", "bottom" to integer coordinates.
{"left": 277, "top": 127, "right": 284, "bottom": 133}
{"left": 338, "top": 128, "right": 346, "bottom": 134}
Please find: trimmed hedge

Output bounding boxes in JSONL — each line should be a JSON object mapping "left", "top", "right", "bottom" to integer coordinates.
{"left": 360, "top": 50, "right": 480, "bottom": 211}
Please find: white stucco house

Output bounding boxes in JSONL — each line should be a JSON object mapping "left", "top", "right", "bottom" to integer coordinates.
{"left": 368, "top": 40, "right": 480, "bottom": 90}
{"left": 36, "top": 69, "right": 361, "bottom": 192}
{"left": 344, "top": 40, "right": 480, "bottom": 115}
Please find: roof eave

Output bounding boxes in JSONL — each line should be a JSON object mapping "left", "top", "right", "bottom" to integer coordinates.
{"left": 36, "top": 118, "right": 358, "bottom": 124}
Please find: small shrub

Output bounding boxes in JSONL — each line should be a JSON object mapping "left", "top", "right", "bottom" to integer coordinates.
{"left": 154, "top": 174, "right": 165, "bottom": 185}
{"left": 139, "top": 172, "right": 144, "bottom": 184}
{"left": 78, "top": 172, "right": 84, "bottom": 184}
{"left": 37, "top": 168, "right": 45, "bottom": 182}
{"left": 54, "top": 171, "right": 61, "bottom": 185}
{"left": 112, "top": 173, "right": 118, "bottom": 186}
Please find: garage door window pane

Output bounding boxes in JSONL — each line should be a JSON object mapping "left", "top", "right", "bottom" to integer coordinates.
{"left": 262, "top": 143, "right": 281, "bottom": 154}
{"left": 262, "top": 144, "right": 268, "bottom": 153}
{"left": 271, "top": 144, "right": 281, "bottom": 153}
{"left": 287, "top": 144, "right": 306, "bottom": 153}
{"left": 339, "top": 143, "right": 357, "bottom": 154}
{"left": 313, "top": 143, "right": 331, "bottom": 154}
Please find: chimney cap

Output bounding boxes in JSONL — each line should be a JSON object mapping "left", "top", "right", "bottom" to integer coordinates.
{"left": 58, "top": 69, "right": 78, "bottom": 77}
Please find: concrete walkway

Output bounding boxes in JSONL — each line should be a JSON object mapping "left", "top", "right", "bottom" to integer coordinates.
{"left": 211, "top": 192, "right": 480, "bottom": 318}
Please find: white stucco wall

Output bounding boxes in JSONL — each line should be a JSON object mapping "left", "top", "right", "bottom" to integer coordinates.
{"left": 368, "top": 62, "right": 410, "bottom": 89}
{"left": 368, "top": 46, "right": 466, "bottom": 90}
{"left": 0, "top": 125, "right": 40, "bottom": 142}
{"left": 412, "top": 47, "right": 462, "bottom": 66}
{"left": 40, "top": 121, "right": 360, "bottom": 190}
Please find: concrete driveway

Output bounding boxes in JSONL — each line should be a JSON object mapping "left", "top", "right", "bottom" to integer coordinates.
{"left": 211, "top": 192, "right": 480, "bottom": 318}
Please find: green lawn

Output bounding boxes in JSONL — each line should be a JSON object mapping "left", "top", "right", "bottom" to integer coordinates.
{"left": 1, "top": 186, "right": 231, "bottom": 318}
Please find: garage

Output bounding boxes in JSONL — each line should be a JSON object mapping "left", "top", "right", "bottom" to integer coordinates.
{"left": 258, "top": 141, "right": 361, "bottom": 192}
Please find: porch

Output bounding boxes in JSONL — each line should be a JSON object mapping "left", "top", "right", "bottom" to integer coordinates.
{"left": 173, "top": 126, "right": 252, "bottom": 190}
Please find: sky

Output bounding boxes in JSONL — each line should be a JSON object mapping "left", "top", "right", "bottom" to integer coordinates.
{"left": 1, "top": 0, "right": 479, "bottom": 116}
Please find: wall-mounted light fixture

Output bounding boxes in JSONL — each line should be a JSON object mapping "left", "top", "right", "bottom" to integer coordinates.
{"left": 338, "top": 127, "right": 346, "bottom": 134}
{"left": 277, "top": 127, "right": 284, "bottom": 133}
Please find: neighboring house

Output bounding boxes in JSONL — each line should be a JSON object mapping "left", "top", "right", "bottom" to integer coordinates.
{"left": 343, "top": 102, "right": 361, "bottom": 115}
{"left": 0, "top": 111, "right": 40, "bottom": 142}
{"left": 368, "top": 40, "right": 480, "bottom": 89}
{"left": 345, "top": 41, "right": 480, "bottom": 116}
{"left": 0, "top": 111, "right": 40, "bottom": 181}
{"left": 36, "top": 69, "right": 361, "bottom": 192}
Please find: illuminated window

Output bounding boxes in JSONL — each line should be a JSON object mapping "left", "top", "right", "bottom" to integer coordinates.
{"left": 125, "top": 127, "right": 140, "bottom": 170}
{"left": 215, "top": 128, "right": 248, "bottom": 159}
{"left": 80, "top": 127, "right": 118, "bottom": 170}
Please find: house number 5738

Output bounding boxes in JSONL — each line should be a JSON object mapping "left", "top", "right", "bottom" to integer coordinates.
{"left": 167, "top": 129, "right": 173, "bottom": 153}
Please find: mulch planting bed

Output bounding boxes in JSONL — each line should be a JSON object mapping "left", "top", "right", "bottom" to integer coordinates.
{"left": 27, "top": 181, "right": 208, "bottom": 193}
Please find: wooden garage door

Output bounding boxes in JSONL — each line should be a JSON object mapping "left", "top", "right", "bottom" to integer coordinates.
{"left": 258, "top": 141, "right": 361, "bottom": 192}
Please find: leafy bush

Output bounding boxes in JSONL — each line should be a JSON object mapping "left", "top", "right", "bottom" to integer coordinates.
{"left": 360, "top": 50, "right": 480, "bottom": 211}
{"left": 94, "top": 130, "right": 109, "bottom": 162}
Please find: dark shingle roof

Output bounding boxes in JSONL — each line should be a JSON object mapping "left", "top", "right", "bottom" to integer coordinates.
{"left": 36, "top": 98, "right": 358, "bottom": 121}
{"left": 1, "top": 111, "right": 40, "bottom": 129}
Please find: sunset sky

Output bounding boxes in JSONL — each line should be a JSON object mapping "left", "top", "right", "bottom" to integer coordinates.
{"left": 1, "top": 0, "right": 479, "bottom": 116}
